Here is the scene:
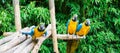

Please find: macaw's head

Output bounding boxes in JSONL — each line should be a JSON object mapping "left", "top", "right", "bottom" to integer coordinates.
{"left": 72, "top": 14, "right": 78, "bottom": 22}
{"left": 85, "top": 19, "right": 90, "bottom": 26}
{"left": 38, "top": 23, "right": 45, "bottom": 32}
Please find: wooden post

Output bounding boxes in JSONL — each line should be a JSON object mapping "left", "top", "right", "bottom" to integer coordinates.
{"left": 13, "top": 0, "right": 22, "bottom": 31}
{"left": 49, "top": 0, "right": 59, "bottom": 53}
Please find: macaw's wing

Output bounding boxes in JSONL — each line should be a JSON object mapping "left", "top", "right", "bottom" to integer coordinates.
{"left": 22, "top": 29, "right": 34, "bottom": 36}
{"left": 44, "top": 31, "right": 48, "bottom": 36}
{"left": 30, "top": 25, "right": 36, "bottom": 30}
{"left": 76, "top": 23, "right": 82, "bottom": 32}
{"left": 84, "top": 26, "right": 90, "bottom": 35}
{"left": 66, "top": 20, "right": 70, "bottom": 32}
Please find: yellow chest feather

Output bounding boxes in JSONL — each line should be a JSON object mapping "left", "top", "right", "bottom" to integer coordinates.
{"left": 68, "top": 20, "right": 78, "bottom": 35}
{"left": 33, "top": 28, "right": 45, "bottom": 37}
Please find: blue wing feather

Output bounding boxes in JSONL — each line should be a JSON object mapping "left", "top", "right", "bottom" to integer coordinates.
{"left": 22, "top": 29, "right": 34, "bottom": 36}
{"left": 66, "top": 20, "right": 70, "bottom": 32}
{"left": 76, "top": 23, "right": 82, "bottom": 32}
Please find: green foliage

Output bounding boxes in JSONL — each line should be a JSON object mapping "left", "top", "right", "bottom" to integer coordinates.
{"left": 0, "top": 3, "right": 15, "bottom": 33}
{"left": 0, "top": 0, "right": 120, "bottom": 53}
{"left": 20, "top": 2, "right": 50, "bottom": 27}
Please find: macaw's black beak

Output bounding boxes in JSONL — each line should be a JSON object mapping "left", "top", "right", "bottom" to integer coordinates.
{"left": 72, "top": 14, "right": 78, "bottom": 22}
{"left": 85, "top": 19, "right": 90, "bottom": 26}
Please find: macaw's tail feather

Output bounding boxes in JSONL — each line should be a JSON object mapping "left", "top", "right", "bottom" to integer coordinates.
{"left": 67, "top": 40, "right": 79, "bottom": 53}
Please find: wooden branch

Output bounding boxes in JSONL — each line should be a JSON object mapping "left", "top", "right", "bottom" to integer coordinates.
{"left": 13, "top": 0, "right": 21, "bottom": 31}
{"left": 0, "top": 35, "right": 26, "bottom": 53}
{"left": 0, "top": 32, "right": 19, "bottom": 46}
{"left": 4, "top": 43, "right": 20, "bottom": 53}
{"left": 31, "top": 24, "right": 52, "bottom": 53}
{"left": 4, "top": 36, "right": 32, "bottom": 53}
{"left": 49, "top": 0, "right": 59, "bottom": 53}
{"left": 57, "top": 34, "right": 85, "bottom": 40}
{"left": 3, "top": 27, "right": 32, "bottom": 37}
{"left": 0, "top": 27, "right": 29, "bottom": 46}
{"left": 3, "top": 32, "right": 14, "bottom": 36}
{"left": 2, "top": 33, "right": 85, "bottom": 40}
{"left": 21, "top": 42, "right": 35, "bottom": 53}
{"left": 13, "top": 37, "right": 32, "bottom": 53}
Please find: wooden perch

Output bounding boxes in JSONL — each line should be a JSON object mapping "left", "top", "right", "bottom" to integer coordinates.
{"left": 3, "top": 32, "right": 14, "bottom": 36}
{"left": 2, "top": 33, "right": 85, "bottom": 40}
{"left": 13, "top": 37, "right": 32, "bottom": 53}
{"left": 4, "top": 43, "right": 20, "bottom": 53}
{"left": 0, "top": 27, "right": 29, "bottom": 46}
{"left": 57, "top": 34, "right": 85, "bottom": 40}
{"left": 0, "top": 32, "right": 19, "bottom": 46}
{"left": 49, "top": 0, "right": 59, "bottom": 53}
{"left": 0, "top": 34, "right": 26, "bottom": 53}
{"left": 31, "top": 24, "right": 52, "bottom": 53}
{"left": 3, "top": 27, "right": 30, "bottom": 37}
{"left": 21, "top": 42, "right": 35, "bottom": 53}
{"left": 4, "top": 36, "right": 32, "bottom": 53}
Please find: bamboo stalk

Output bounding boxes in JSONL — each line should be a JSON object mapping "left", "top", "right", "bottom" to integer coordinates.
{"left": 49, "top": 0, "right": 59, "bottom": 53}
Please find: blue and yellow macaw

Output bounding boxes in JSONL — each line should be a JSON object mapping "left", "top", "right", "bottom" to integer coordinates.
{"left": 66, "top": 14, "right": 79, "bottom": 53}
{"left": 22, "top": 23, "right": 47, "bottom": 43}
{"left": 66, "top": 14, "right": 78, "bottom": 35}
{"left": 76, "top": 19, "right": 90, "bottom": 38}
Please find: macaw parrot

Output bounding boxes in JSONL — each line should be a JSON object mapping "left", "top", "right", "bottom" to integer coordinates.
{"left": 21, "top": 23, "right": 47, "bottom": 43}
{"left": 76, "top": 19, "right": 90, "bottom": 38}
{"left": 66, "top": 14, "right": 79, "bottom": 53}
{"left": 66, "top": 14, "right": 78, "bottom": 35}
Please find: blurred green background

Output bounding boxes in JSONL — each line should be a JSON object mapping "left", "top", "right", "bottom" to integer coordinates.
{"left": 0, "top": 0, "right": 120, "bottom": 53}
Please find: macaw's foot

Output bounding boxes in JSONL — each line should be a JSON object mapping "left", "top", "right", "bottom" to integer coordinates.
{"left": 72, "top": 34, "right": 76, "bottom": 39}
{"left": 83, "top": 36, "right": 86, "bottom": 39}
{"left": 76, "top": 35, "right": 78, "bottom": 40}
{"left": 67, "top": 34, "right": 69, "bottom": 38}
{"left": 33, "top": 39, "right": 39, "bottom": 44}
{"left": 25, "top": 34, "right": 28, "bottom": 39}
{"left": 43, "top": 34, "right": 46, "bottom": 37}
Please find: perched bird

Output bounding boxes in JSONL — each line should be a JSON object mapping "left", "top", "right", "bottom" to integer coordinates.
{"left": 21, "top": 23, "right": 47, "bottom": 43}
{"left": 76, "top": 19, "right": 90, "bottom": 38}
{"left": 66, "top": 14, "right": 79, "bottom": 53}
{"left": 66, "top": 14, "right": 79, "bottom": 35}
